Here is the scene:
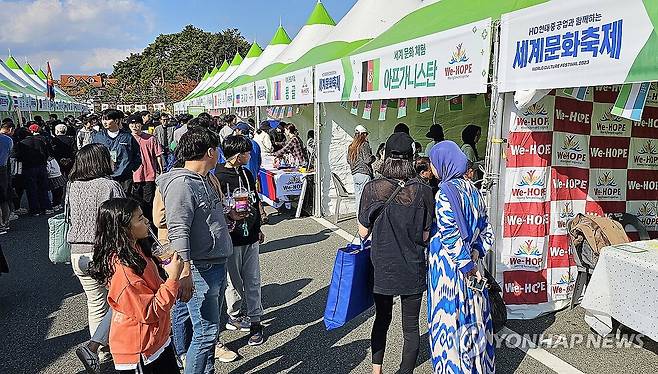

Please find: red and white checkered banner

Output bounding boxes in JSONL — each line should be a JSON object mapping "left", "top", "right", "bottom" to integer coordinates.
{"left": 500, "top": 84, "right": 658, "bottom": 318}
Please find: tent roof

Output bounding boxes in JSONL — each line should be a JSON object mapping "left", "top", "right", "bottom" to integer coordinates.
{"left": 270, "top": 25, "right": 293, "bottom": 45}
{"left": 229, "top": 52, "right": 244, "bottom": 67}
{"left": 354, "top": 0, "right": 547, "bottom": 55}
{"left": 306, "top": 1, "right": 336, "bottom": 26}
{"left": 37, "top": 69, "right": 47, "bottom": 80}
{"left": 246, "top": 0, "right": 426, "bottom": 81}
{"left": 226, "top": 26, "right": 292, "bottom": 88}
{"left": 245, "top": 42, "right": 264, "bottom": 58}
{"left": 218, "top": 60, "right": 230, "bottom": 72}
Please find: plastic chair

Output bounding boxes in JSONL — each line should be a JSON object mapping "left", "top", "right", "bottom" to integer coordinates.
{"left": 332, "top": 173, "right": 355, "bottom": 223}
{"left": 608, "top": 213, "right": 650, "bottom": 240}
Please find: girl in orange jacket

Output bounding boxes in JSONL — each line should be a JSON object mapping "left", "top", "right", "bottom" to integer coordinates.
{"left": 90, "top": 198, "right": 183, "bottom": 373}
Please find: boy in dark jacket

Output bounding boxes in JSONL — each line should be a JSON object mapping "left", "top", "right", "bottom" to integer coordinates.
{"left": 214, "top": 135, "right": 265, "bottom": 346}
{"left": 92, "top": 109, "right": 141, "bottom": 192}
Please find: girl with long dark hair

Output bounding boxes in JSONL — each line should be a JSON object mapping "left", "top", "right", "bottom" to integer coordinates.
{"left": 68, "top": 143, "right": 125, "bottom": 370}
{"left": 89, "top": 198, "right": 182, "bottom": 373}
{"left": 348, "top": 125, "right": 374, "bottom": 213}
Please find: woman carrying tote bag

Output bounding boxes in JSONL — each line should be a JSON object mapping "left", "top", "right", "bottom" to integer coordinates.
{"left": 357, "top": 133, "right": 434, "bottom": 374}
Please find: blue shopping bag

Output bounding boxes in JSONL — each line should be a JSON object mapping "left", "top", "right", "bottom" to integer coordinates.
{"left": 324, "top": 239, "right": 374, "bottom": 330}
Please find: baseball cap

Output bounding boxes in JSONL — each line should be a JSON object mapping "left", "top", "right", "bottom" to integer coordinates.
{"left": 126, "top": 114, "right": 143, "bottom": 125}
{"left": 28, "top": 124, "right": 40, "bottom": 133}
{"left": 385, "top": 132, "right": 414, "bottom": 160}
{"left": 355, "top": 125, "right": 368, "bottom": 134}
{"left": 235, "top": 122, "right": 251, "bottom": 134}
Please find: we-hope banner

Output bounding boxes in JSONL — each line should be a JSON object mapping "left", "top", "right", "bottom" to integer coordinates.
{"left": 0, "top": 94, "right": 9, "bottom": 111}
{"left": 315, "top": 19, "right": 491, "bottom": 103}
{"left": 268, "top": 67, "right": 314, "bottom": 106}
{"left": 498, "top": 0, "right": 656, "bottom": 92}
{"left": 499, "top": 84, "right": 658, "bottom": 319}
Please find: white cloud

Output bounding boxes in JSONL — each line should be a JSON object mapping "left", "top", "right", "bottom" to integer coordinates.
{"left": 81, "top": 48, "right": 139, "bottom": 71}
{"left": 0, "top": 0, "right": 151, "bottom": 74}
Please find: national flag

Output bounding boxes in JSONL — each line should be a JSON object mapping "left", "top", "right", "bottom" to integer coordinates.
{"left": 563, "top": 87, "right": 589, "bottom": 101}
{"left": 273, "top": 81, "right": 282, "bottom": 101}
{"left": 340, "top": 101, "right": 348, "bottom": 109}
{"left": 361, "top": 59, "right": 380, "bottom": 92}
{"left": 417, "top": 97, "right": 430, "bottom": 113}
{"left": 46, "top": 62, "right": 56, "bottom": 100}
{"left": 611, "top": 82, "right": 651, "bottom": 121}
{"left": 350, "top": 101, "right": 359, "bottom": 116}
{"left": 295, "top": 106, "right": 300, "bottom": 114}
{"left": 362, "top": 100, "right": 372, "bottom": 120}
{"left": 397, "top": 98, "right": 407, "bottom": 119}
{"left": 449, "top": 95, "right": 463, "bottom": 111}
{"left": 286, "top": 106, "right": 293, "bottom": 118}
{"left": 378, "top": 99, "right": 388, "bottom": 121}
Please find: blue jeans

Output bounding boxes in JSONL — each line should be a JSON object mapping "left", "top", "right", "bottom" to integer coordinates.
{"left": 172, "top": 300, "right": 192, "bottom": 358}
{"left": 184, "top": 262, "right": 226, "bottom": 374}
{"left": 352, "top": 173, "right": 371, "bottom": 215}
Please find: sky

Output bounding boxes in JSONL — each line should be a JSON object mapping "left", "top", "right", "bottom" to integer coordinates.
{"left": 0, "top": 0, "right": 357, "bottom": 76}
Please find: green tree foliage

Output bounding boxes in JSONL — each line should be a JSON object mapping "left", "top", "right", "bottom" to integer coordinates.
{"left": 104, "top": 25, "right": 250, "bottom": 104}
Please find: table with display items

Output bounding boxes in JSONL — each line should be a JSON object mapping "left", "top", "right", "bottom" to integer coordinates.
{"left": 258, "top": 155, "right": 314, "bottom": 218}
{"left": 581, "top": 240, "right": 658, "bottom": 342}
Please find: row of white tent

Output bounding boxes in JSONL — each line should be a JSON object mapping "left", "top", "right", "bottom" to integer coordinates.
{"left": 0, "top": 55, "right": 84, "bottom": 114}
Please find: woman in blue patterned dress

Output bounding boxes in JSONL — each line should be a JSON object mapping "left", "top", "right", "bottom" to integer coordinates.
{"left": 427, "top": 141, "right": 495, "bottom": 374}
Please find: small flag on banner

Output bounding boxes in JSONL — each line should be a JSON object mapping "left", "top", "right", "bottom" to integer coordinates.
{"left": 361, "top": 59, "right": 380, "bottom": 92}
{"left": 295, "top": 106, "right": 300, "bottom": 114}
{"left": 449, "top": 95, "right": 463, "bottom": 111}
{"left": 350, "top": 101, "right": 359, "bottom": 116}
{"left": 417, "top": 97, "right": 430, "bottom": 113}
{"left": 340, "top": 101, "right": 348, "bottom": 109}
{"left": 563, "top": 87, "right": 589, "bottom": 101}
{"left": 378, "top": 99, "right": 388, "bottom": 121}
{"left": 362, "top": 100, "right": 372, "bottom": 120}
{"left": 611, "top": 82, "right": 652, "bottom": 121}
{"left": 397, "top": 98, "right": 407, "bottom": 119}
{"left": 285, "top": 106, "right": 292, "bottom": 118}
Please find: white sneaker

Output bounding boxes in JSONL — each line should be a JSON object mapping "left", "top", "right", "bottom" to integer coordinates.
{"left": 15, "top": 208, "right": 28, "bottom": 215}
{"left": 45, "top": 209, "right": 55, "bottom": 215}
{"left": 215, "top": 343, "right": 238, "bottom": 363}
{"left": 8, "top": 213, "right": 18, "bottom": 221}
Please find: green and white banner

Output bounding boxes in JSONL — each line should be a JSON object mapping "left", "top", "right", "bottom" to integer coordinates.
{"left": 0, "top": 93, "right": 9, "bottom": 111}
{"left": 268, "top": 67, "right": 314, "bottom": 106}
{"left": 499, "top": 0, "right": 658, "bottom": 92}
{"left": 315, "top": 19, "right": 492, "bottom": 103}
{"left": 233, "top": 82, "right": 256, "bottom": 108}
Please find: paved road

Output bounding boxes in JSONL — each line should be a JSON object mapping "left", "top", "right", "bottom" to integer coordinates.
{"left": 0, "top": 210, "right": 656, "bottom": 373}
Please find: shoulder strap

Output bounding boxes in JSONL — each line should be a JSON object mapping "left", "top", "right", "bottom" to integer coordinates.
{"left": 373, "top": 179, "right": 405, "bottom": 223}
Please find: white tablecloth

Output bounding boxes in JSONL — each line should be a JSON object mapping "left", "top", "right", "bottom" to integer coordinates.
{"left": 581, "top": 240, "right": 658, "bottom": 342}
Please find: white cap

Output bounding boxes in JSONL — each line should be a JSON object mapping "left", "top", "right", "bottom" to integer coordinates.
{"left": 355, "top": 125, "right": 368, "bottom": 134}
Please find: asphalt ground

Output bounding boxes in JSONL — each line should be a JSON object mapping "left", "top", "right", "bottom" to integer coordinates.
{"left": 0, "top": 209, "right": 656, "bottom": 373}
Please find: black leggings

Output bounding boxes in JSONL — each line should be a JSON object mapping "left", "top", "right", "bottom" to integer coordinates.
{"left": 371, "top": 292, "right": 423, "bottom": 373}
{"left": 117, "top": 343, "right": 180, "bottom": 374}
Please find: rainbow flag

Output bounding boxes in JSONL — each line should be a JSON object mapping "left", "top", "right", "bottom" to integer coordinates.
{"left": 46, "top": 62, "right": 56, "bottom": 100}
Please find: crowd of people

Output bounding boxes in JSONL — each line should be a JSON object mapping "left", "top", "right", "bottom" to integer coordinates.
{"left": 1, "top": 108, "right": 493, "bottom": 373}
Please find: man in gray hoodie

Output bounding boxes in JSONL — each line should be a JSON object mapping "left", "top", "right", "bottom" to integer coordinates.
{"left": 157, "top": 127, "right": 243, "bottom": 374}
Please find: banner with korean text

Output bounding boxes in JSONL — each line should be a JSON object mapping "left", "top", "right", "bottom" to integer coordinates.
{"left": 499, "top": 84, "right": 658, "bottom": 319}
{"left": 315, "top": 19, "right": 491, "bottom": 103}
{"left": 498, "top": 0, "right": 658, "bottom": 93}
{"left": 233, "top": 83, "right": 256, "bottom": 108}
{"left": 267, "top": 67, "right": 314, "bottom": 106}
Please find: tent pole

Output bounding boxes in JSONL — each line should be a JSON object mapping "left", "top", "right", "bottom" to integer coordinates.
{"left": 313, "top": 66, "right": 322, "bottom": 218}
{"left": 254, "top": 84, "right": 260, "bottom": 125}
{"left": 484, "top": 20, "right": 505, "bottom": 276}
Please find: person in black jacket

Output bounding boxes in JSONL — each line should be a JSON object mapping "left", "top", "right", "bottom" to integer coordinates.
{"left": 18, "top": 122, "right": 52, "bottom": 215}
{"left": 215, "top": 135, "right": 265, "bottom": 347}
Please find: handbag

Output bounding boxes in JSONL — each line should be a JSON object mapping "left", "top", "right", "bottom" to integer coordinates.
{"left": 48, "top": 184, "right": 71, "bottom": 264}
{"left": 323, "top": 238, "right": 374, "bottom": 330}
{"left": 323, "top": 180, "right": 405, "bottom": 330}
{"left": 484, "top": 267, "right": 507, "bottom": 333}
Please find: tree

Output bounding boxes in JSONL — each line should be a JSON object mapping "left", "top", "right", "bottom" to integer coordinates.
{"left": 101, "top": 25, "right": 250, "bottom": 105}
